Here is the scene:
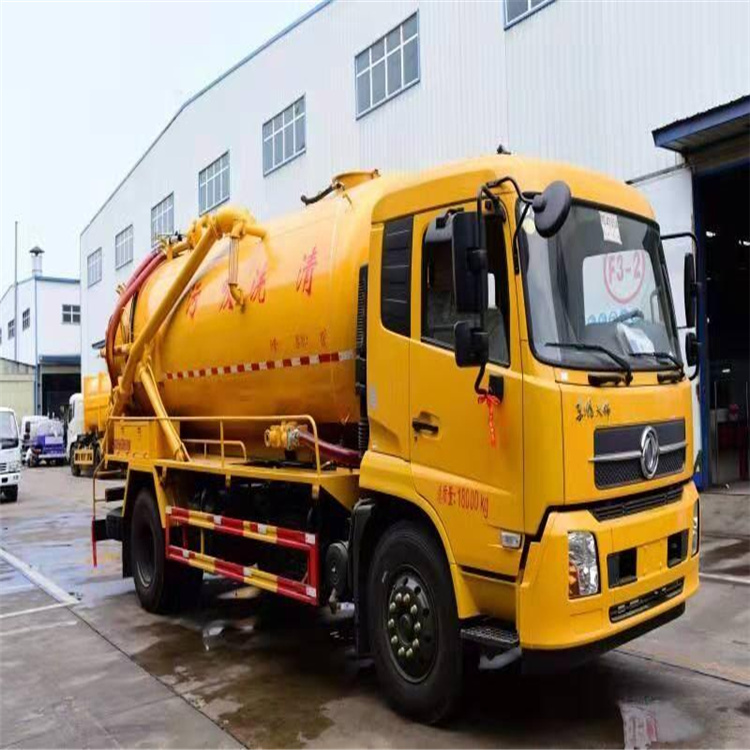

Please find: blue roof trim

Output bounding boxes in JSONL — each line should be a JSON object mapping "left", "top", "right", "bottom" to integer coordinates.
{"left": 81, "top": 0, "right": 333, "bottom": 237}
{"left": 37, "top": 354, "right": 81, "bottom": 366}
{"left": 0, "top": 276, "right": 79, "bottom": 307}
{"left": 653, "top": 95, "right": 750, "bottom": 151}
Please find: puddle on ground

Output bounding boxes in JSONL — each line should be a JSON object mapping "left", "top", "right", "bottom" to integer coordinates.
{"left": 700, "top": 539, "right": 750, "bottom": 565}
{"left": 131, "top": 594, "right": 363, "bottom": 748}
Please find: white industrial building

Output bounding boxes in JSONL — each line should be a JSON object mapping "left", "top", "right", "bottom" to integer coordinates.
{"left": 0, "top": 247, "right": 81, "bottom": 416}
{"left": 80, "top": 0, "right": 749, "bottom": 488}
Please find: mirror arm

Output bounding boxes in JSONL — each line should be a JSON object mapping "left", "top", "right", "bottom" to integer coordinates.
{"left": 473, "top": 362, "right": 488, "bottom": 396}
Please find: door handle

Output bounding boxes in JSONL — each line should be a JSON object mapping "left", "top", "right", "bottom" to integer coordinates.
{"left": 412, "top": 418, "right": 439, "bottom": 435}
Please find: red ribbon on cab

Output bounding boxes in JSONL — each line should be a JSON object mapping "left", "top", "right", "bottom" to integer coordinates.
{"left": 477, "top": 392, "right": 501, "bottom": 447}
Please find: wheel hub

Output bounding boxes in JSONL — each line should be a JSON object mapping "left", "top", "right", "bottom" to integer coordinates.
{"left": 386, "top": 570, "right": 436, "bottom": 680}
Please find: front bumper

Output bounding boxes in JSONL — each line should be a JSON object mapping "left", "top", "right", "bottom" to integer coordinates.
{"left": 518, "top": 481, "right": 699, "bottom": 653}
{"left": 1, "top": 472, "right": 20, "bottom": 488}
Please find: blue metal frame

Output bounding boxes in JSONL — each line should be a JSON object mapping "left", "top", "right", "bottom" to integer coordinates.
{"left": 653, "top": 96, "right": 750, "bottom": 152}
{"left": 691, "top": 174, "right": 710, "bottom": 489}
{"left": 504, "top": 0, "right": 556, "bottom": 30}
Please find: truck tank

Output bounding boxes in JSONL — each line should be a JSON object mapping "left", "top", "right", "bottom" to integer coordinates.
{"left": 114, "top": 171, "right": 391, "bottom": 446}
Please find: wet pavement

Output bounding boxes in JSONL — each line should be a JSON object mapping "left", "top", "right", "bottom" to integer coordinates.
{"left": 1, "top": 467, "right": 749, "bottom": 748}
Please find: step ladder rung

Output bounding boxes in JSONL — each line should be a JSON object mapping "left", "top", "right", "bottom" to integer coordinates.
{"left": 461, "top": 621, "right": 519, "bottom": 651}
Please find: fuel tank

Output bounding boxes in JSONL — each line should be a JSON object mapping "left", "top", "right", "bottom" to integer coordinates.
{"left": 118, "top": 172, "right": 391, "bottom": 439}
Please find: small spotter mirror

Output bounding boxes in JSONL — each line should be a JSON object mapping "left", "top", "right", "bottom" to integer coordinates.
{"left": 532, "top": 181, "right": 572, "bottom": 238}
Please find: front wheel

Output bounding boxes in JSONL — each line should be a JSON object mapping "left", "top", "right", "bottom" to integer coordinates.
{"left": 367, "top": 521, "right": 463, "bottom": 724}
{"left": 1, "top": 487, "right": 18, "bottom": 503}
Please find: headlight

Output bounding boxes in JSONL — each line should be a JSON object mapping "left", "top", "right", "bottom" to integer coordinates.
{"left": 692, "top": 500, "right": 700, "bottom": 556}
{"left": 568, "top": 531, "right": 600, "bottom": 598}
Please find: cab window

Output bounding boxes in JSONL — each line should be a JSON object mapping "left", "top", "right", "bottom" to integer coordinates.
{"left": 421, "top": 211, "right": 510, "bottom": 365}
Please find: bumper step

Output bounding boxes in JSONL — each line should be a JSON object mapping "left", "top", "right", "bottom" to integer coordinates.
{"left": 461, "top": 621, "right": 519, "bottom": 651}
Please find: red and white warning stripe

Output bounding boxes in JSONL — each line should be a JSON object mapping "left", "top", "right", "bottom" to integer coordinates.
{"left": 164, "top": 348, "right": 355, "bottom": 381}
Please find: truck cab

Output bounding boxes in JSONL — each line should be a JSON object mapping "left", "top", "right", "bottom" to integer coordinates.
{"left": 0, "top": 408, "right": 21, "bottom": 502}
{"left": 67, "top": 393, "right": 84, "bottom": 463}
{"left": 356, "top": 156, "right": 699, "bottom": 709}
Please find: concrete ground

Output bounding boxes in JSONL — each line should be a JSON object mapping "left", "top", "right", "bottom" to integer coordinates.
{"left": 1, "top": 467, "right": 748, "bottom": 749}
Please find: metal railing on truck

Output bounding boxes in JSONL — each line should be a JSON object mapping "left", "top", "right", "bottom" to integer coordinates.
{"left": 91, "top": 413, "right": 358, "bottom": 606}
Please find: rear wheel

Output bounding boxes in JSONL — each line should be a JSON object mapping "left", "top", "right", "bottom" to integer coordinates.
{"left": 130, "top": 488, "right": 202, "bottom": 613}
{"left": 367, "top": 521, "right": 463, "bottom": 724}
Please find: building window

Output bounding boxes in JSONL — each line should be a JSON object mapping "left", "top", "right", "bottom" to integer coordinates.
{"left": 504, "top": 0, "right": 555, "bottom": 28}
{"left": 62, "top": 304, "right": 81, "bottom": 325}
{"left": 355, "top": 13, "right": 419, "bottom": 118}
{"left": 22, "top": 309, "right": 30, "bottom": 330}
{"left": 263, "top": 97, "right": 306, "bottom": 175}
{"left": 115, "top": 225, "right": 134, "bottom": 270}
{"left": 199, "top": 152, "right": 230, "bottom": 214}
{"left": 151, "top": 193, "right": 174, "bottom": 246}
{"left": 8, "top": 319, "right": 15, "bottom": 340}
{"left": 87, "top": 248, "right": 102, "bottom": 287}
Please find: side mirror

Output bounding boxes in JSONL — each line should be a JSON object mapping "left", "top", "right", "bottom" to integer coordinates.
{"left": 685, "top": 331, "right": 699, "bottom": 368}
{"left": 532, "top": 181, "right": 572, "bottom": 238}
{"left": 454, "top": 321, "right": 489, "bottom": 368}
{"left": 451, "top": 211, "right": 488, "bottom": 314}
{"left": 683, "top": 253, "right": 696, "bottom": 329}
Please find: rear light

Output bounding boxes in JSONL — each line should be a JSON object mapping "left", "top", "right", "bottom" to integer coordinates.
{"left": 568, "top": 531, "right": 600, "bottom": 598}
{"left": 692, "top": 500, "right": 700, "bottom": 556}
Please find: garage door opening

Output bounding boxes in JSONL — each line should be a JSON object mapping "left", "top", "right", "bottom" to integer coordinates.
{"left": 695, "top": 163, "right": 749, "bottom": 488}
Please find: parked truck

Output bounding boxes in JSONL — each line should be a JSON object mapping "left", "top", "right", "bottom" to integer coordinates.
{"left": 0, "top": 407, "right": 21, "bottom": 502}
{"left": 92, "top": 156, "right": 701, "bottom": 722}
{"left": 69, "top": 374, "right": 110, "bottom": 476}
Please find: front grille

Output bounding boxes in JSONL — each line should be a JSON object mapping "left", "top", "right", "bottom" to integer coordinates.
{"left": 590, "top": 483, "right": 683, "bottom": 522}
{"left": 594, "top": 448, "right": 685, "bottom": 488}
{"left": 609, "top": 578, "right": 684, "bottom": 623}
{"left": 593, "top": 419, "right": 686, "bottom": 488}
{"left": 0, "top": 462, "right": 7, "bottom": 473}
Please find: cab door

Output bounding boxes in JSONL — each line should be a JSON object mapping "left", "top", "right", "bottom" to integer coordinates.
{"left": 409, "top": 202, "right": 524, "bottom": 578}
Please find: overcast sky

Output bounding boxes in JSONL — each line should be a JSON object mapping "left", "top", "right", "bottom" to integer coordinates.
{"left": 0, "top": 0, "right": 317, "bottom": 293}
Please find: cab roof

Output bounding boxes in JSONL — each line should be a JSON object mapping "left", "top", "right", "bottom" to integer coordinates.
{"left": 371, "top": 154, "right": 654, "bottom": 224}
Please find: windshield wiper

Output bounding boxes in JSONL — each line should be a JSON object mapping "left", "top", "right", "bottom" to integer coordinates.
{"left": 545, "top": 342, "right": 633, "bottom": 385}
{"left": 629, "top": 351, "right": 684, "bottom": 379}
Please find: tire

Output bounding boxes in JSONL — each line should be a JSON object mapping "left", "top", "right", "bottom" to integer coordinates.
{"left": 1, "top": 486, "right": 18, "bottom": 503}
{"left": 130, "top": 487, "right": 202, "bottom": 613}
{"left": 367, "top": 521, "right": 463, "bottom": 724}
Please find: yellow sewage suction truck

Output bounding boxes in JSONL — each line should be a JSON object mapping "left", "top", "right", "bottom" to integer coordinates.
{"left": 92, "top": 155, "right": 701, "bottom": 722}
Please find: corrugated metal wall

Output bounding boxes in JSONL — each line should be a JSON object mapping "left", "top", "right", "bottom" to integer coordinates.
{"left": 80, "top": 0, "right": 749, "bottom": 376}
{"left": 505, "top": 0, "right": 749, "bottom": 180}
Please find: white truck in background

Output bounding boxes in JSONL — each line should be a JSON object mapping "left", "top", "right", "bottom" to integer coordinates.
{"left": 0, "top": 407, "right": 21, "bottom": 503}
{"left": 67, "top": 393, "right": 84, "bottom": 467}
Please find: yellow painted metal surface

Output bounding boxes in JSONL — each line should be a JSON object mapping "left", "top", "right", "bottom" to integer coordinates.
{"left": 83, "top": 372, "right": 110, "bottom": 434}
{"left": 518, "top": 483, "right": 699, "bottom": 649}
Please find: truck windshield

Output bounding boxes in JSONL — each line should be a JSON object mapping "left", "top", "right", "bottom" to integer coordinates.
{"left": 0, "top": 413, "right": 19, "bottom": 448}
{"left": 520, "top": 203, "right": 680, "bottom": 372}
